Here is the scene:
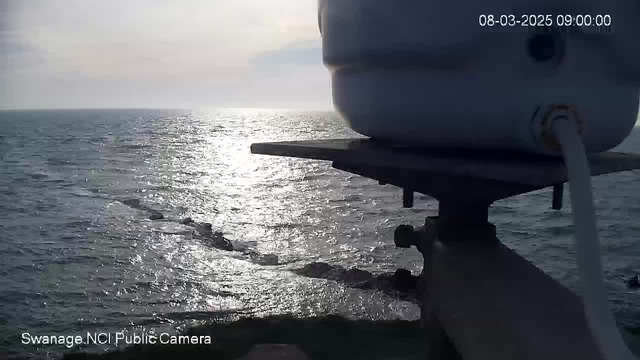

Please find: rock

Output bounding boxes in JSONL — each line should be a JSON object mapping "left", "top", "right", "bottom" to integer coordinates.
{"left": 343, "top": 268, "right": 373, "bottom": 284}
{"left": 195, "top": 223, "right": 213, "bottom": 235}
{"left": 192, "top": 222, "right": 212, "bottom": 236}
{"left": 149, "top": 211, "right": 164, "bottom": 220}
{"left": 122, "top": 199, "right": 141, "bottom": 207}
{"left": 627, "top": 275, "right": 640, "bottom": 289}
{"left": 183, "top": 221, "right": 233, "bottom": 251}
{"left": 206, "top": 231, "right": 233, "bottom": 251}
{"left": 392, "top": 269, "right": 418, "bottom": 293}
{"left": 122, "top": 198, "right": 154, "bottom": 212}
{"left": 218, "top": 240, "right": 234, "bottom": 252}
{"left": 241, "top": 344, "right": 309, "bottom": 360}
{"left": 292, "top": 263, "right": 420, "bottom": 303}
{"left": 250, "top": 253, "right": 279, "bottom": 266}
{"left": 295, "top": 262, "right": 335, "bottom": 278}
{"left": 371, "top": 273, "right": 395, "bottom": 291}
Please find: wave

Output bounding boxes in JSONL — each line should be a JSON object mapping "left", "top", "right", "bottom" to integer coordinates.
{"left": 117, "top": 144, "right": 152, "bottom": 151}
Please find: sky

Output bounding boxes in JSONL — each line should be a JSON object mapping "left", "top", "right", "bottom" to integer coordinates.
{"left": 0, "top": 0, "right": 333, "bottom": 110}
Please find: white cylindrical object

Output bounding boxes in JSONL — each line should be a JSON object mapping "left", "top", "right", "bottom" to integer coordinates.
{"left": 319, "top": 0, "right": 640, "bottom": 155}
{"left": 553, "top": 117, "right": 636, "bottom": 360}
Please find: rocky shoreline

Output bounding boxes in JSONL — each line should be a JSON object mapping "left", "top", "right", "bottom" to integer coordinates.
{"left": 122, "top": 198, "right": 235, "bottom": 252}
{"left": 123, "top": 197, "right": 640, "bottom": 292}
{"left": 120, "top": 198, "right": 422, "bottom": 300}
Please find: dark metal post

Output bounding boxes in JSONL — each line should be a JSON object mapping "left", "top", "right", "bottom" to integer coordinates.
{"left": 403, "top": 188, "right": 414, "bottom": 208}
{"left": 436, "top": 200, "right": 495, "bottom": 243}
{"left": 416, "top": 216, "right": 464, "bottom": 360}
{"left": 552, "top": 184, "right": 564, "bottom": 210}
{"left": 416, "top": 200, "right": 495, "bottom": 359}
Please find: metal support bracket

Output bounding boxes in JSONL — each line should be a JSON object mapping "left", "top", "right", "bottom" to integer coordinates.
{"left": 402, "top": 188, "right": 414, "bottom": 208}
{"left": 250, "top": 138, "right": 640, "bottom": 360}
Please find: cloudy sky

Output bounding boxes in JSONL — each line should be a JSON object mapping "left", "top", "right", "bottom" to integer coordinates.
{"left": 0, "top": 0, "right": 332, "bottom": 110}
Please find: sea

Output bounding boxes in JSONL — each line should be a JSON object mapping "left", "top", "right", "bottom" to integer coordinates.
{"left": 1, "top": 109, "right": 639, "bottom": 358}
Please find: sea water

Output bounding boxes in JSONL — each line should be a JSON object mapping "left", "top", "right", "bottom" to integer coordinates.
{"left": 1, "top": 109, "right": 639, "bottom": 358}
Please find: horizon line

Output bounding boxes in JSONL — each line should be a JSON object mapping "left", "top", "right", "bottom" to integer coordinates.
{"left": 0, "top": 106, "right": 337, "bottom": 112}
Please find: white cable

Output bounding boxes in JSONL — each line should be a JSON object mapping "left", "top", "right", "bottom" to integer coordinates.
{"left": 552, "top": 117, "right": 635, "bottom": 360}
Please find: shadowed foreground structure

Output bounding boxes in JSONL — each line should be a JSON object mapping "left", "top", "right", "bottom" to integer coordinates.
{"left": 63, "top": 316, "right": 427, "bottom": 360}
{"left": 61, "top": 316, "right": 640, "bottom": 360}
{"left": 250, "top": 139, "right": 640, "bottom": 359}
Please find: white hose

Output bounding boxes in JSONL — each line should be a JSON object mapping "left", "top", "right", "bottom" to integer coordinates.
{"left": 552, "top": 117, "right": 635, "bottom": 360}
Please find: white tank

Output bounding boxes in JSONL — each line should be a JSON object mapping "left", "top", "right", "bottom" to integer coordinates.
{"left": 318, "top": 0, "right": 640, "bottom": 155}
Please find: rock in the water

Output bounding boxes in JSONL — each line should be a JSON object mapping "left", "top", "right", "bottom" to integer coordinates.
{"left": 343, "top": 268, "right": 373, "bottom": 284}
{"left": 627, "top": 275, "right": 640, "bottom": 289}
{"left": 195, "top": 222, "right": 213, "bottom": 235}
{"left": 295, "top": 262, "right": 335, "bottom": 278}
{"left": 369, "top": 273, "right": 394, "bottom": 291}
{"left": 183, "top": 221, "right": 233, "bottom": 251}
{"left": 292, "top": 263, "right": 420, "bottom": 303}
{"left": 191, "top": 222, "right": 212, "bottom": 236}
{"left": 250, "top": 253, "right": 279, "bottom": 266}
{"left": 122, "top": 198, "right": 154, "bottom": 212}
{"left": 241, "top": 344, "right": 309, "bottom": 360}
{"left": 206, "top": 231, "right": 233, "bottom": 251}
{"left": 122, "top": 198, "right": 141, "bottom": 207}
{"left": 149, "top": 211, "right": 164, "bottom": 220}
{"left": 393, "top": 269, "right": 418, "bottom": 293}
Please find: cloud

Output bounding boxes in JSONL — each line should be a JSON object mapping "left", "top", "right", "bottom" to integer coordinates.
{"left": 0, "top": 0, "right": 332, "bottom": 110}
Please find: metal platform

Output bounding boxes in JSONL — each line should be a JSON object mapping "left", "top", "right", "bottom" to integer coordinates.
{"left": 250, "top": 138, "right": 640, "bottom": 360}
{"left": 251, "top": 138, "right": 640, "bottom": 201}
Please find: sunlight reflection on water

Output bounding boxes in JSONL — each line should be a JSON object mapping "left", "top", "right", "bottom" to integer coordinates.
{"left": 2, "top": 109, "right": 640, "bottom": 357}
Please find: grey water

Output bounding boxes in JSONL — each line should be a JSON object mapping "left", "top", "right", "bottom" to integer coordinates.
{"left": 1, "top": 109, "right": 639, "bottom": 358}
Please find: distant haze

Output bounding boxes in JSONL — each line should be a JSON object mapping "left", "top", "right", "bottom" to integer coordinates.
{"left": 0, "top": 0, "right": 332, "bottom": 110}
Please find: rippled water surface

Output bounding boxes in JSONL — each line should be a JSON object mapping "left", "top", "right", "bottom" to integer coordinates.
{"left": 1, "top": 109, "right": 639, "bottom": 357}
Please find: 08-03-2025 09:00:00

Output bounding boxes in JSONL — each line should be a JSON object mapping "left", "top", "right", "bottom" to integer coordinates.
{"left": 479, "top": 14, "right": 613, "bottom": 31}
